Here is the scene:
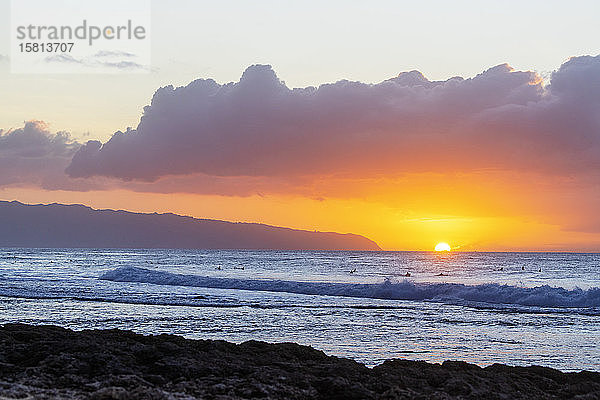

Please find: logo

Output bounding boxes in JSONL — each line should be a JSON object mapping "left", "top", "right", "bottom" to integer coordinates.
{"left": 11, "top": 0, "right": 151, "bottom": 74}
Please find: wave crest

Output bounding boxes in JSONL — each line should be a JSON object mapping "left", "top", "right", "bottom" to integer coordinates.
{"left": 100, "top": 267, "right": 600, "bottom": 309}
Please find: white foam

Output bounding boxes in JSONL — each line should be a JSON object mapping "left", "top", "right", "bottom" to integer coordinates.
{"left": 100, "top": 267, "right": 600, "bottom": 309}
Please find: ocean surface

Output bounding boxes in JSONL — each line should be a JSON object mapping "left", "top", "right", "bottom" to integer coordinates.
{"left": 1, "top": 248, "right": 599, "bottom": 371}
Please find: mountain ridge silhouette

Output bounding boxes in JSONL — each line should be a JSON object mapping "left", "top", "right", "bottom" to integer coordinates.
{"left": 0, "top": 200, "right": 381, "bottom": 250}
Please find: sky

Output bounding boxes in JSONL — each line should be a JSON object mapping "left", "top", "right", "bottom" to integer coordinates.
{"left": 1, "top": 0, "right": 600, "bottom": 251}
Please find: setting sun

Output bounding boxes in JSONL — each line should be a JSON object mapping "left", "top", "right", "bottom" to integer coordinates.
{"left": 434, "top": 242, "right": 452, "bottom": 252}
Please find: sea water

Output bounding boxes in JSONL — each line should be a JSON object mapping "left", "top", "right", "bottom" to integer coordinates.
{"left": 1, "top": 249, "right": 599, "bottom": 371}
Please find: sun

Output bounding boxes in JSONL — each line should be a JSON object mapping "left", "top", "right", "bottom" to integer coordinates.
{"left": 434, "top": 242, "right": 451, "bottom": 252}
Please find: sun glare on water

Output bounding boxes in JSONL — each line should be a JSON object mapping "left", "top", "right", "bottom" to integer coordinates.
{"left": 434, "top": 242, "right": 451, "bottom": 252}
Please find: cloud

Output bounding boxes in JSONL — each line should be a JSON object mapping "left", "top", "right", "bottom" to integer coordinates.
{"left": 99, "top": 60, "right": 146, "bottom": 70}
{"left": 66, "top": 56, "right": 600, "bottom": 183}
{"left": 44, "top": 53, "right": 147, "bottom": 71}
{"left": 93, "top": 50, "right": 136, "bottom": 58}
{"left": 45, "top": 54, "right": 82, "bottom": 64}
{"left": 0, "top": 121, "right": 314, "bottom": 196}
{"left": 0, "top": 121, "right": 84, "bottom": 189}
{"left": 93, "top": 51, "right": 146, "bottom": 70}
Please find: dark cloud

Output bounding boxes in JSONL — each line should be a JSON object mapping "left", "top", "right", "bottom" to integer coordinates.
{"left": 0, "top": 121, "right": 83, "bottom": 189}
{"left": 66, "top": 56, "right": 600, "bottom": 182}
{"left": 0, "top": 121, "right": 305, "bottom": 196}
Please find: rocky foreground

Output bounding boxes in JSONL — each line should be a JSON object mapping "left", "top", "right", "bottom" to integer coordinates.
{"left": 1, "top": 324, "right": 599, "bottom": 399}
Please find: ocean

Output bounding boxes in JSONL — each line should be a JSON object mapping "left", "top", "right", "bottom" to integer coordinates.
{"left": 1, "top": 249, "right": 599, "bottom": 371}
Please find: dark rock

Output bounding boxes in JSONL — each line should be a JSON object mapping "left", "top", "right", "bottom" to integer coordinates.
{"left": 0, "top": 324, "right": 599, "bottom": 399}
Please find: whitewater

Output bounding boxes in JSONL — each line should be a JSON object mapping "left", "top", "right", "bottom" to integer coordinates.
{"left": 101, "top": 266, "right": 600, "bottom": 309}
{"left": 1, "top": 248, "right": 600, "bottom": 371}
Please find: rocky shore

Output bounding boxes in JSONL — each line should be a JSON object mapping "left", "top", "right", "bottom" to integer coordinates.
{"left": 1, "top": 324, "right": 599, "bottom": 399}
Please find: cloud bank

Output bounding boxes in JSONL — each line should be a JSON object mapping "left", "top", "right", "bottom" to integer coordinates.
{"left": 66, "top": 56, "right": 600, "bottom": 182}
{"left": 0, "top": 121, "right": 81, "bottom": 189}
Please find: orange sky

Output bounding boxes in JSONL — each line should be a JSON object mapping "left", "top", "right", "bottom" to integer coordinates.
{"left": 3, "top": 168, "right": 599, "bottom": 251}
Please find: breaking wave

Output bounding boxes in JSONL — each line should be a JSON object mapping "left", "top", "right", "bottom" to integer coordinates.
{"left": 100, "top": 267, "right": 600, "bottom": 309}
